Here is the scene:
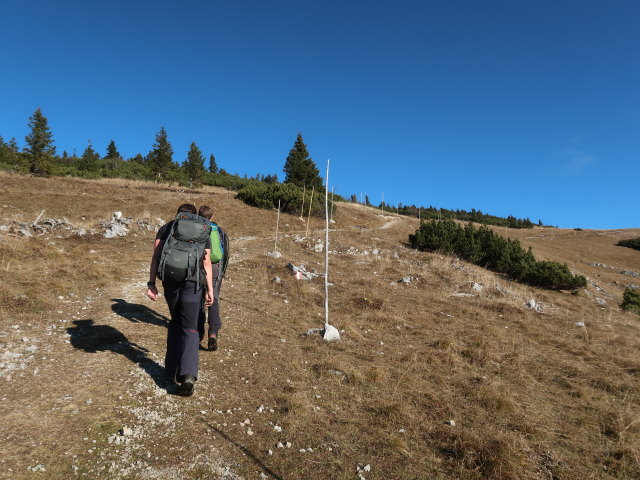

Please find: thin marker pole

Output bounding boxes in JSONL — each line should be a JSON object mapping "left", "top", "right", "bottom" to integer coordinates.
{"left": 300, "top": 184, "right": 306, "bottom": 219}
{"left": 305, "top": 186, "right": 315, "bottom": 238}
{"left": 330, "top": 187, "right": 335, "bottom": 222}
{"left": 274, "top": 199, "right": 281, "bottom": 251}
{"left": 324, "top": 160, "right": 330, "bottom": 329}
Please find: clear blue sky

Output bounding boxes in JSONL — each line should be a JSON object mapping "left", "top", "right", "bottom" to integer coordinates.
{"left": 1, "top": 0, "right": 638, "bottom": 229}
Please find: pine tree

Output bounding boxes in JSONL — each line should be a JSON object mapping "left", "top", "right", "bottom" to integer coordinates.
{"left": 283, "top": 133, "right": 322, "bottom": 189}
{"left": 105, "top": 140, "right": 121, "bottom": 159}
{"left": 184, "top": 141, "right": 206, "bottom": 185}
{"left": 79, "top": 142, "right": 100, "bottom": 171}
{"left": 208, "top": 154, "right": 218, "bottom": 173}
{"left": 24, "top": 108, "right": 56, "bottom": 175}
{"left": 8, "top": 137, "right": 19, "bottom": 152}
{"left": 148, "top": 127, "right": 174, "bottom": 180}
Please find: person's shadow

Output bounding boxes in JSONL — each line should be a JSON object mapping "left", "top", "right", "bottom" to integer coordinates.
{"left": 67, "top": 319, "right": 172, "bottom": 392}
{"left": 111, "top": 298, "right": 169, "bottom": 326}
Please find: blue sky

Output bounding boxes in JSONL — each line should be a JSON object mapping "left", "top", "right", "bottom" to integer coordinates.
{"left": 1, "top": 0, "right": 638, "bottom": 229}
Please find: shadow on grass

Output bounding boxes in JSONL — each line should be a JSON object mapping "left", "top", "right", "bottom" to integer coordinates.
{"left": 67, "top": 319, "right": 170, "bottom": 392}
{"left": 202, "top": 421, "right": 285, "bottom": 480}
{"left": 111, "top": 298, "right": 169, "bottom": 326}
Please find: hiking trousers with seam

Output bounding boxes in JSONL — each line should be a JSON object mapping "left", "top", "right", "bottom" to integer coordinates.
{"left": 163, "top": 280, "right": 201, "bottom": 380}
{"left": 198, "top": 263, "right": 223, "bottom": 338}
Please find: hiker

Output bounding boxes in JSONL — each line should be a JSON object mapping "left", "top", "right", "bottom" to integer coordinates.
{"left": 147, "top": 203, "right": 214, "bottom": 396}
{"left": 197, "top": 205, "right": 228, "bottom": 351}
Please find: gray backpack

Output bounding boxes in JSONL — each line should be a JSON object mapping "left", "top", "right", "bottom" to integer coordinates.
{"left": 158, "top": 212, "right": 210, "bottom": 289}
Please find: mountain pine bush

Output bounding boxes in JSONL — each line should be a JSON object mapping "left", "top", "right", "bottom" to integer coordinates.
{"left": 621, "top": 288, "right": 640, "bottom": 314}
{"left": 409, "top": 219, "right": 587, "bottom": 290}
{"left": 617, "top": 238, "right": 640, "bottom": 251}
{"left": 236, "top": 182, "right": 329, "bottom": 217}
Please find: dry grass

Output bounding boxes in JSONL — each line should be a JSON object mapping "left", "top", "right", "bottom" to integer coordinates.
{"left": 0, "top": 173, "right": 639, "bottom": 479}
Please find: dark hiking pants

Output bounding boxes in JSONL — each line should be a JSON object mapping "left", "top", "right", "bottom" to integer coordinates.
{"left": 163, "top": 280, "right": 201, "bottom": 380}
{"left": 198, "top": 263, "right": 223, "bottom": 339}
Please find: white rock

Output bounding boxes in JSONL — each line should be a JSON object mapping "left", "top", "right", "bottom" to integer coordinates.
{"left": 121, "top": 426, "right": 133, "bottom": 436}
{"left": 446, "top": 419, "right": 456, "bottom": 426}
{"left": 267, "top": 449, "right": 273, "bottom": 455}
{"left": 323, "top": 324, "right": 340, "bottom": 341}
{"left": 472, "top": 282, "right": 483, "bottom": 292}
{"left": 575, "top": 321, "right": 585, "bottom": 327}
{"left": 595, "top": 297, "right": 606, "bottom": 305}
{"left": 285, "top": 442, "right": 292, "bottom": 448}
{"left": 274, "top": 425, "right": 282, "bottom": 432}
{"left": 276, "top": 442, "right": 284, "bottom": 448}
{"left": 363, "top": 464, "right": 371, "bottom": 472}
{"left": 267, "top": 251, "right": 282, "bottom": 258}
{"left": 272, "top": 276, "right": 282, "bottom": 284}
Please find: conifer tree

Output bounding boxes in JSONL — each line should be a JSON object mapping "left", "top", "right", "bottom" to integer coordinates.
{"left": 105, "top": 140, "right": 121, "bottom": 159}
{"left": 208, "top": 154, "right": 218, "bottom": 173}
{"left": 283, "top": 133, "right": 322, "bottom": 189}
{"left": 184, "top": 141, "right": 206, "bottom": 185}
{"left": 24, "top": 108, "right": 56, "bottom": 175}
{"left": 79, "top": 142, "right": 100, "bottom": 171}
{"left": 148, "top": 127, "right": 174, "bottom": 180}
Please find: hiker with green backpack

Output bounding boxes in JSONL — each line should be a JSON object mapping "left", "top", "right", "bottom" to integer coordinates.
{"left": 147, "top": 203, "right": 214, "bottom": 396}
{"left": 197, "top": 205, "right": 229, "bottom": 351}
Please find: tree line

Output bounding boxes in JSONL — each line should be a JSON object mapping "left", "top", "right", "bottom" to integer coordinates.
{"left": 348, "top": 195, "right": 540, "bottom": 229}
{"left": 0, "top": 109, "right": 335, "bottom": 215}
{"left": 2, "top": 108, "right": 544, "bottom": 225}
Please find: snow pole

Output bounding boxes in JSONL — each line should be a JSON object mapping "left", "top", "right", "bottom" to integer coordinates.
{"left": 322, "top": 159, "right": 339, "bottom": 341}
{"left": 300, "top": 184, "right": 306, "bottom": 219}
{"left": 274, "top": 199, "right": 281, "bottom": 251}
{"left": 305, "top": 186, "right": 315, "bottom": 238}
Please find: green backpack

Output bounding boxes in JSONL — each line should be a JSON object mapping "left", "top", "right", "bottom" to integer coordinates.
{"left": 208, "top": 222, "right": 229, "bottom": 279}
{"left": 158, "top": 212, "right": 210, "bottom": 289}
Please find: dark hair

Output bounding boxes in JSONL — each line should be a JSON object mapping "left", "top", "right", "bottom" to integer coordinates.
{"left": 198, "top": 205, "right": 213, "bottom": 220}
{"left": 177, "top": 203, "right": 197, "bottom": 214}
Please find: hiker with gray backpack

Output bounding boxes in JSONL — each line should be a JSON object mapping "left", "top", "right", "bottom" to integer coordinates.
{"left": 197, "top": 205, "right": 229, "bottom": 351}
{"left": 147, "top": 203, "right": 214, "bottom": 396}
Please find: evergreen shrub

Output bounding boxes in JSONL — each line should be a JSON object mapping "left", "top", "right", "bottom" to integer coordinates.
{"left": 617, "top": 238, "right": 640, "bottom": 251}
{"left": 621, "top": 288, "right": 640, "bottom": 314}
{"left": 409, "top": 219, "right": 587, "bottom": 290}
{"left": 236, "top": 182, "right": 329, "bottom": 217}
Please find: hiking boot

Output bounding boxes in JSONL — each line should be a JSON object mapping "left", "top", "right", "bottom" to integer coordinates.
{"left": 177, "top": 375, "right": 196, "bottom": 397}
{"left": 208, "top": 334, "right": 218, "bottom": 351}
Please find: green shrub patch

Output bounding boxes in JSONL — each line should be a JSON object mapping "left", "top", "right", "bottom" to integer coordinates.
{"left": 621, "top": 288, "right": 640, "bottom": 314}
{"left": 409, "top": 219, "right": 587, "bottom": 290}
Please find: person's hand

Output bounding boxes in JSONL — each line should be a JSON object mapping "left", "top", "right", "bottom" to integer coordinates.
{"left": 147, "top": 284, "right": 158, "bottom": 301}
{"left": 205, "top": 288, "right": 214, "bottom": 306}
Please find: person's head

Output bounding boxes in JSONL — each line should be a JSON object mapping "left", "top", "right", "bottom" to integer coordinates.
{"left": 198, "top": 205, "right": 214, "bottom": 220}
{"left": 176, "top": 203, "right": 197, "bottom": 215}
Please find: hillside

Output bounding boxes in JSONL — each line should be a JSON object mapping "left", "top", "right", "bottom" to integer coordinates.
{"left": 0, "top": 173, "right": 638, "bottom": 480}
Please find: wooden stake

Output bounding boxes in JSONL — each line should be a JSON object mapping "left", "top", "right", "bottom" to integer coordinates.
{"left": 305, "top": 186, "right": 315, "bottom": 237}
{"left": 300, "top": 184, "right": 306, "bottom": 219}
{"left": 330, "top": 187, "right": 335, "bottom": 222}
{"left": 274, "top": 199, "right": 281, "bottom": 251}
{"left": 324, "top": 160, "right": 330, "bottom": 329}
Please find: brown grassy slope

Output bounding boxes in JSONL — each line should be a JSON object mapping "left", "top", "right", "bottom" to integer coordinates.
{"left": 0, "top": 173, "right": 638, "bottom": 480}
